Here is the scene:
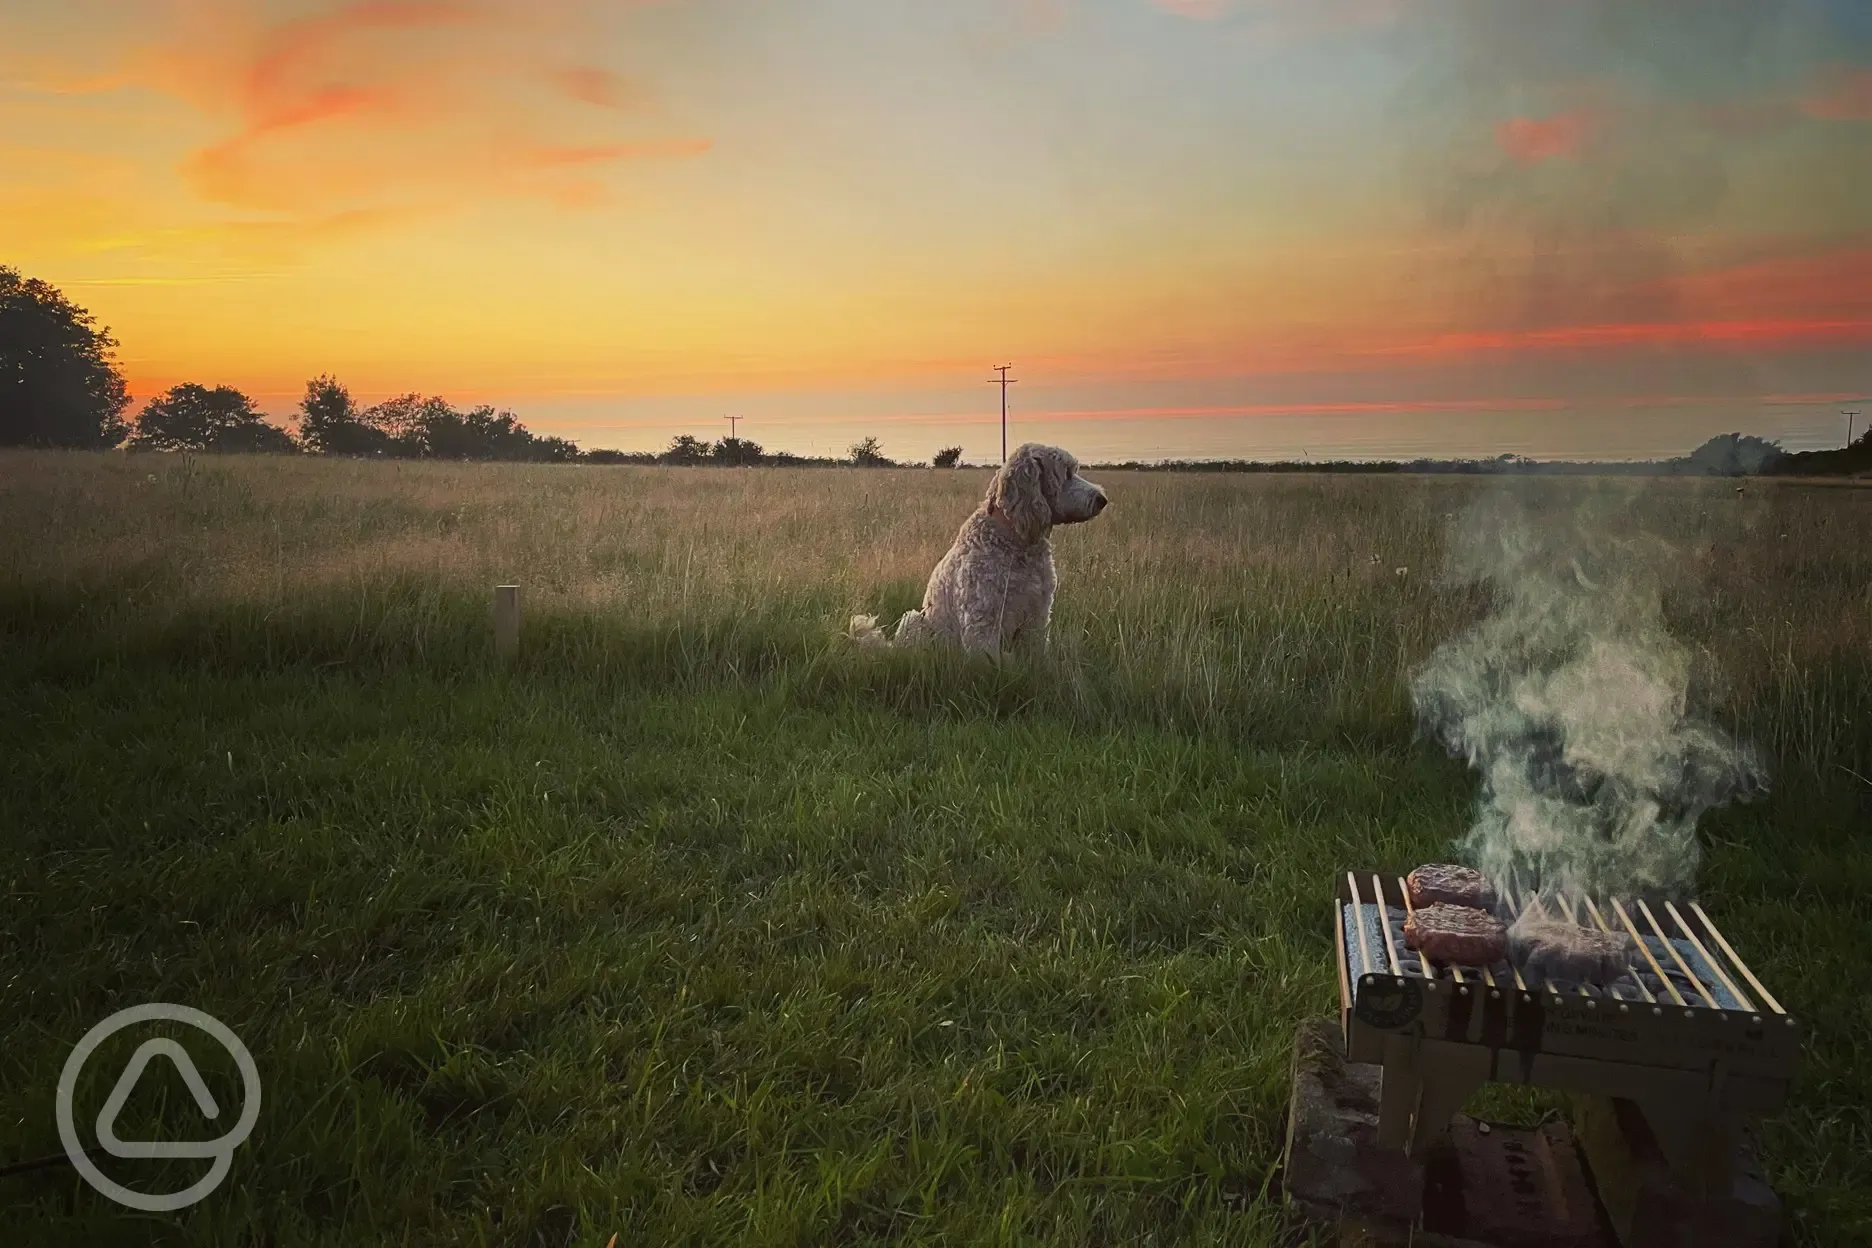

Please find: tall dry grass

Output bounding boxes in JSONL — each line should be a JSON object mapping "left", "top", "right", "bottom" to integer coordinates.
{"left": 3, "top": 449, "right": 1867, "bottom": 772}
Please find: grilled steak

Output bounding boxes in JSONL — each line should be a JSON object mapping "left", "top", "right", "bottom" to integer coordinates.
{"left": 1406, "top": 863, "right": 1497, "bottom": 911}
{"left": 1403, "top": 903, "right": 1507, "bottom": 966}
{"left": 1509, "top": 916, "right": 1635, "bottom": 985}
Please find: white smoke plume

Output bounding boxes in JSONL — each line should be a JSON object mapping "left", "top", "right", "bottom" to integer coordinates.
{"left": 1411, "top": 485, "right": 1766, "bottom": 901}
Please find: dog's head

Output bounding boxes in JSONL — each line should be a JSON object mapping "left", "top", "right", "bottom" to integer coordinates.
{"left": 988, "top": 443, "right": 1107, "bottom": 544}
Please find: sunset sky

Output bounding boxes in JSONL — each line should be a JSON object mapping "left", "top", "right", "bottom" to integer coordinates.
{"left": 4, "top": 0, "right": 1869, "bottom": 461}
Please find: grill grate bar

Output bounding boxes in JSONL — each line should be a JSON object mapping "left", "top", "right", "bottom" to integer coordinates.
{"left": 1690, "top": 901, "right": 1785, "bottom": 1015}
{"left": 1495, "top": 891, "right": 1531, "bottom": 994}
{"left": 1393, "top": 877, "right": 1437, "bottom": 982}
{"left": 1341, "top": 874, "right": 1790, "bottom": 1040}
{"left": 1611, "top": 898, "right": 1685, "bottom": 1006}
{"left": 1508, "top": 892, "right": 1579, "bottom": 999}
{"left": 1347, "top": 871, "right": 1374, "bottom": 979}
{"left": 1637, "top": 899, "right": 1717, "bottom": 1009}
{"left": 1665, "top": 900, "right": 1751, "bottom": 1012}
{"left": 1580, "top": 895, "right": 1655, "bottom": 1003}
{"left": 1494, "top": 888, "right": 1529, "bottom": 993}
{"left": 1373, "top": 874, "right": 1401, "bottom": 977}
{"left": 1551, "top": 894, "right": 1600, "bottom": 999}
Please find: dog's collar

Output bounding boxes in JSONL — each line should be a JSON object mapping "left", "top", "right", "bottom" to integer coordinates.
{"left": 986, "top": 501, "right": 1025, "bottom": 541}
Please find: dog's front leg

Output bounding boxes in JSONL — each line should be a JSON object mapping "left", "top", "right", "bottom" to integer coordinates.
{"left": 959, "top": 609, "right": 1003, "bottom": 657}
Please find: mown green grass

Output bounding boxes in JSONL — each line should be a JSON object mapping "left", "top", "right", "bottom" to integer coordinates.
{"left": 1, "top": 452, "right": 1867, "bottom": 1245}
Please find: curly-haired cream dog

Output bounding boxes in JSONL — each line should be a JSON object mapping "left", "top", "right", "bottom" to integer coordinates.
{"left": 850, "top": 442, "right": 1107, "bottom": 655}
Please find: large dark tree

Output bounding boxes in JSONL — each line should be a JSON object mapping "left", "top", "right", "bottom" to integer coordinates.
{"left": 0, "top": 266, "right": 131, "bottom": 447}
{"left": 420, "top": 403, "right": 567, "bottom": 460}
{"left": 297, "top": 374, "right": 389, "bottom": 455}
{"left": 1681, "top": 432, "right": 1784, "bottom": 476}
{"left": 712, "top": 436, "right": 764, "bottom": 465}
{"left": 131, "top": 384, "right": 297, "bottom": 453}
{"left": 661, "top": 434, "right": 712, "bottom": 465}
{"left": 360, "top": 393, "right": 454, "bottom": 456}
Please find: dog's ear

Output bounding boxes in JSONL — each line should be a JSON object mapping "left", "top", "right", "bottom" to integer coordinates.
{"left": 990, "top": 445, "right": 1049, "bottom": 543}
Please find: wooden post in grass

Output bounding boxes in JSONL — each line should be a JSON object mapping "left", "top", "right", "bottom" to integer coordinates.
{"left": 494, "top": 584, "right": 521, "bottom": 660}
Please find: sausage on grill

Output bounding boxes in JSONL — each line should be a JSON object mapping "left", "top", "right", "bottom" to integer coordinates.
{"left": 1403, "top": 903, "right": 1508, "bottom": 967}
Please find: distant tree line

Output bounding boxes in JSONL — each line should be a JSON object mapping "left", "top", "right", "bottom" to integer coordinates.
{"left": 117, "top": 374, "right": 582, "bottom": 461}
{"left": 584, "top": 434, "right": 981, "bottom": 470}
{"left": 292, "top": 375, "right": 580, "bottom": 461}
{"left": 6, "top": 265, "right": 1867, "bottom": 475}
{"left": 1087, "top": 433, "right": 1872, "bottom": 478}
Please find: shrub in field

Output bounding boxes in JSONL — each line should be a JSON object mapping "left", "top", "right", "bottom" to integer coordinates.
{"left": 131, "top": 383, "right": 297, "bottom": 453}
{"left": 0, "top": 266, "right": 131, "bottom": 449}
{"left": 850, "top": 436, "right": 894, "bottom": 467}
{"left": 934, "top": 446, "right": 963, "bottom": 468}
{"left": 713, "top": 436, "right": 764, "bottom": 465}
{"left": 661, "top": 434, "right": 713, "bottom": 464}
{"left": 1681, "top": 433, "right": 1785, "bottom": 476}
{"left": 1770, "top": 428, "right": 1872, "bottom": 477}
{"left": 583, "top": 448, "right": 658, "bottom": 464}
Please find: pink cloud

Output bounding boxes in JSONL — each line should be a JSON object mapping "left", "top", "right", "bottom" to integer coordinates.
{"left": 1494, "top": 110, "right": 1597, "bottom": 164}
{"left": 1800, "top": 65, "right": 1872, "bottom": 121}
{"left": 1668, "top": 240, "right": 1872, "bottom": 322}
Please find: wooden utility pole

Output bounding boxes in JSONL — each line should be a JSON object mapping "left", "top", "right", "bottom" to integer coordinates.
{"left": 988, "top": 364, "right": 1017, "bottom": 463}
{"left": 724, "top": 414, "right": 742, "bottom": 442}
{"left": 1846, "top": 409, "right": 1860, "bottom": 447}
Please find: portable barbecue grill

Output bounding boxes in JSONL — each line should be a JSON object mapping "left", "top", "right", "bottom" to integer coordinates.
{"left": 1334, "top": 872, "right": 1800, "bottom": 1189}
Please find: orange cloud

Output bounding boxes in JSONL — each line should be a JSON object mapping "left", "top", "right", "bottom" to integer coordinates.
{"left": 1494, "top": 110, "right": 1597, "bottom": 164}
{"left": 1017, "top": 238, "right": 1872, "bottom": 380}
{"left": 1014, "top": 397, "right": 1572, "bottom": 421}
{"left": 1365, "top": 318, "right": 1872, "bottom": 361}
{"left": 1148, "top": 0, "right": 1409, "bottom": 38}
{"left": 550, "top": 65, "right": 646, "bottom": 109}
{"left": 239, "top": 1, "right": 476, "bottom": 105}
{"left": 60, "top": 1, "right": 707, "bottom": 215}
{"left": 1800, "top": 65, "right": 1872, "bottom": 121}
{"left": 521, "top": 139, "right": 712, "bottom": 168}
{"left": 1693, "top": 65, "right": 1872, "bottom": 136}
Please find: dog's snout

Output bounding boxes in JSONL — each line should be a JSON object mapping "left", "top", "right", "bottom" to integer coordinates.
{"left": 1092, "top": 492, "right": 1108, "bottom": 514}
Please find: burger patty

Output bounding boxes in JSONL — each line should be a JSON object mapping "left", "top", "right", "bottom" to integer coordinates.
{"left": 1509, "top": 917, "right": 1635, "bottom": 985}
{"left": 1406, "top": 863, "right": 1497, "bottom": 911}
{"left": 1403, "top": 903, "right": 1508, "bottom": 966}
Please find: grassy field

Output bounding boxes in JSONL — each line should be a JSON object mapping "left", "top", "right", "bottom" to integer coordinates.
{"left": 1, "top": 450, "right": 1867, "bottom": 1246}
